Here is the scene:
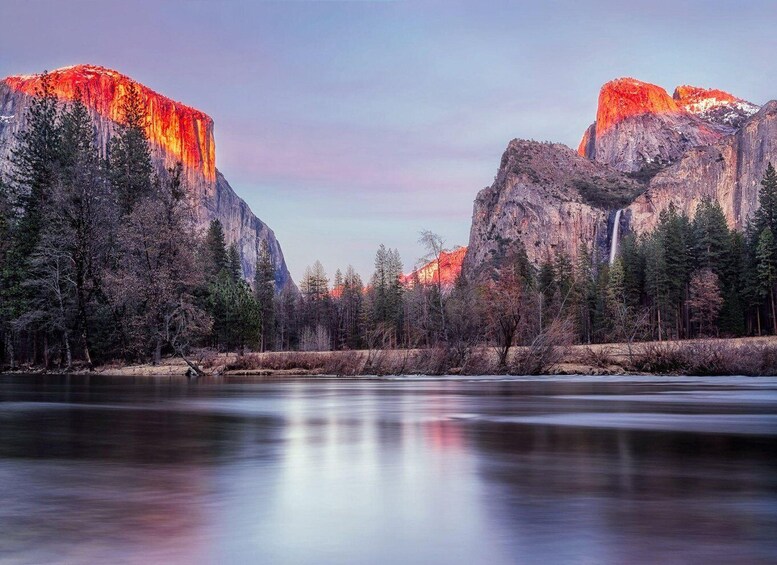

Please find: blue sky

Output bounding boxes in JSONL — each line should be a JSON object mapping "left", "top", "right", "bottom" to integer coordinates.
{"left": 2, "top": 0, "right": 775, "bottom": 282}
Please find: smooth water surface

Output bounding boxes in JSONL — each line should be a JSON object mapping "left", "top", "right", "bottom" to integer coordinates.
{"left": 1, "top": 374, "right": 776, "bottom": 564}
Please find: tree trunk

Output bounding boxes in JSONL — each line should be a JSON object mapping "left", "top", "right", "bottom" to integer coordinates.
{"left": 63, "top": 331, "right": 72, "bottom": 370}
{"left": 82, "top": 330, "right": 93, "bottom": 370}
{"left": 153, "top": 339, "right": 162, "bottom": 365}
{"left": 657, "top": 307, "right": 663, "bottom": 342}
{"left": 496, "top": 345, "right": 509, "bottom": 369}
{"left": 77, "top": 295, "right": 93, "bottom": 369}
{"left": 771, "top": 287, "right": 777, "bottom": 335}
{"left": 43, "top": 334, "right": 49, "bottom": 369}
{"left": 176, "top": 346, "right": 204, "bottom": 377}
{"left": 5, "top": 333, "right": 15, "bottom": 370}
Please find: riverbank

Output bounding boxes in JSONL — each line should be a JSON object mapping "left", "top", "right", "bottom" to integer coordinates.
{"left": 70, "top": 336, "right": 777, "bottom": 377}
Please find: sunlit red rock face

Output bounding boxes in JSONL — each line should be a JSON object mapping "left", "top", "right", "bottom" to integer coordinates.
{"left": 401, "top": 247, "right": 467, "bottom": 288}
{"left": 594, "top": 78, "right": 681, "bottom": 135}
{"left": 674, "top": 85, "right": 738, "bottom": 107}
{"left": 577, "top": 78, "right": 756, "bottom": 172}
{"left": 4, "top": 65, "right": 215, "bottom": 181}
{"left": 0, "top": 65, "right": 293, "bottom": 289}
{"left": 673, "top": 85, "right": 760, "bottom": 129}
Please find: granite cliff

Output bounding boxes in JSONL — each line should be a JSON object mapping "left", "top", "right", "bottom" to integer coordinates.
{"left": 463, "top": 140, "right": 643, "bottom": 276}
{"left": 466, "top": 77, "right": 771, "bottom": 278}
{"left": 627, "top": 100, "right": 777, "bottom": 235}
{"left": 0, "top": 65, "right": 293, "bottom": 290}
{"left": 577, "top": 78, "right": 758, "bottom": 173}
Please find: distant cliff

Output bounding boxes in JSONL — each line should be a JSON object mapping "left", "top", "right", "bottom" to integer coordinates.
{"left": 401, "top": 246, "right": 467, "bottom": 288}
{"left": 627, "top": 100, "right": 777, "bottom": 235}
{"left": 0, "top": 65, "right": 293, "bottom": 290}
{"left": 464, "top": 140, "right": 642, "bottom": 276}
{"left": 577, "top": 77, "right": 758, "bottom": 173}
{"left": 466, "top": 77, "right": 772, "bottom": 277}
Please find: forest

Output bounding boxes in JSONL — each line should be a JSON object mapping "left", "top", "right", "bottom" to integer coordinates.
{"left": 3, "top": 76, "right": 777, "bottom": 372}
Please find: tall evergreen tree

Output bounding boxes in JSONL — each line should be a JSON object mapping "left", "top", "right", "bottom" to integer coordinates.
{"left": 654, "top": 205, "right": 693, "bottom": 338}
{"left": 718, "top": 230, "right": 747, "bottom": 336}
{"left": 5, "top": 72, "right": 63, "bottom": 364}
{"left": 10, "top": 71, "right": 61, "bottom": 258}
{"left": 692, "top": 198, "right": 731, "bottom": 273}
{"left": 108, "top": 83, "right": 153, "bottom": 215}
{"left": 227, "top": 243, "right": 242, "bottom": 283}
{"left": 756, "top": 227, "right": 777, "bottom": 334}
{"left": 203, "top": 219, "right": 229, "bottom": 281}
{"left": 0, "top": 178, "right": 16, "bottom": 366}
{"left": 253, "top": 240, "right": 276, "bottom": 351}
{"left": 338, "top": 265, "right": 364, "bottom": 349}
{"left": 753, "top": 163, "right": 777, "bottom": 251}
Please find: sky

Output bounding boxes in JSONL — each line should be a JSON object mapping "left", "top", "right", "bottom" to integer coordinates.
{"left": 2, "top": 0, "right": 776, "bottom": 283}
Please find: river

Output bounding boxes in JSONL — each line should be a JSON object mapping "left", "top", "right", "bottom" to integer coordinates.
{"left": 1, "top": 374, "right": 776, "bottom": 564}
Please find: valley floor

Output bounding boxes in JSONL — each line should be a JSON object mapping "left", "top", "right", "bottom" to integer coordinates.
{"left": 77, "top": 336, "right": 777, "bottom": 378}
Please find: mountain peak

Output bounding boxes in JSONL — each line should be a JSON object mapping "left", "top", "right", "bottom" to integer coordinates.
{"left": 578, "top": 77, "right": 760, "bottom": 171}
{"left": 595, "top": 77, "right": 680, "bottom": 134}
{"left": 672, "top": 84, "right": 759, "bottom": 127}
{"left": 673, "top": 84, "right": 739, "bottom": 106}
{"left": 3, "top": 64, "right": 216, "bottom": 181}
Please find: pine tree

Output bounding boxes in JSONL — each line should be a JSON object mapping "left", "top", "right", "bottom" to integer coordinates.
{"left": 5, "top": 72, "right": 64, "bottom": 365}
{"left": 10, "top": 71, "right": 61, "bottom": 259}
{"left": 227, "top": 244, "right": 242, "bottom": 283}
{"left": 643, "top": 233, "right": 669, "bottom": 340}
{"left": 753, "top": 163, "right": 777, "bottom": 252}
{"left": 253, "top": 240, "right": 276, "bottom": 351}
{"left": 619, "top": 234, "right": 644, "bottom": 310}
{"left": 203, "top": 219, "right": 228, "bottom": 281}
{"left": 574, "top": 245, "right": 596, "bottom": 343}
{"left": 654, "top": 205, "right": 693, "bottom": 338}
{"left": 553, "top": 250, "right": 576, "bottom": 313}
{"left": 299, "top": 261, "right": 331, "bottom": 350}
{"left": 719, "top": 231, "right": 747, "bottom": 335}
{"left": 0, "top": 178, "right": 15, "bottom": 366}
{"left": 692, "top": 198, "right": 731, "bottom": 273}
{"left": 339, "top": 265, "right": 364, "bottom": 349}
{"left": 368, "top": 245, "right": 404, "bottom": 347}
{"left": 108, "top": 82, "right": 153, "bottom": 215}
{"left": 756, "top": 227, "right": 777, "bottom": 334}
{"left": 333, "top": 268, "right": 343, "bottom": 291}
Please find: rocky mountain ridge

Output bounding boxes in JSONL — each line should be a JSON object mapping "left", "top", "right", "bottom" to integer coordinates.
{"left": 0, "top": 64, "right": 293, "bottom": 290}
{"left": 464, "top": 140, "right": 642, "bottom": 275}
{"left": 465, "top": 77, "right": 772, "bottom": 278}
{"left": 577, "top": 77, "right": 759, "bottom": 173}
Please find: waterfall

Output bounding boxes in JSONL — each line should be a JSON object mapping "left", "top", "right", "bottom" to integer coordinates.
{"left": 609, "top": 209, "right": 623, "bottom": 265}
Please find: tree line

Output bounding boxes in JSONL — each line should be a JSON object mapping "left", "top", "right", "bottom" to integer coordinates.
{"left": 267, "top": 165, "right": 777, "bottom": 366}
{"left": 3, "top": 77, "right": 777, "bottom": 371}
{"left": 0, "top": 74, "right": 269, "bottom": 370}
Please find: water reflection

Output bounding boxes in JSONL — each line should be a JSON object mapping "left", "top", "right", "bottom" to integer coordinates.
{"left": 0, "top": 375, "right": 776, "bottom": 564}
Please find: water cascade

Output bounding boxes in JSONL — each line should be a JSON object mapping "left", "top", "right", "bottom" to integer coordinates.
{"left": 609, "top": 209, "right": 623, "bottom": 265}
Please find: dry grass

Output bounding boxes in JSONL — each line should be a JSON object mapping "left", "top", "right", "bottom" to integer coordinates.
{"left": 74, "top": 336, "right": 777, "bottom": 377}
